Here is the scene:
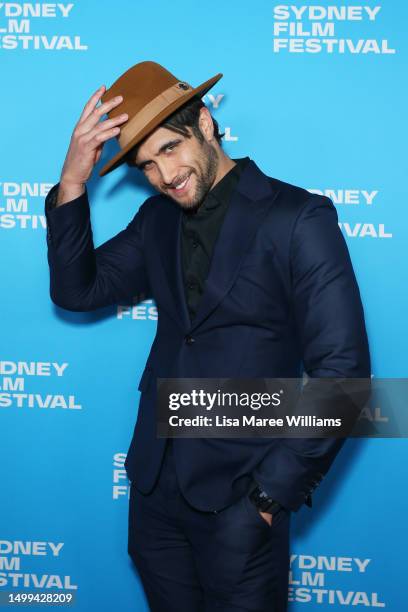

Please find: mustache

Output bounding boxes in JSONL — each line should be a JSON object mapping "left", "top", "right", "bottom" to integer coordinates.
{"left": 164, "top": 171, "right": 193, "bottom": 190}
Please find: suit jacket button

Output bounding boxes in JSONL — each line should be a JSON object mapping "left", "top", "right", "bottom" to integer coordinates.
{"left": 185, "top": 335, "right": 195, "bottom": 345}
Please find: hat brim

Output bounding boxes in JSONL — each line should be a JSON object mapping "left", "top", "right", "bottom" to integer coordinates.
{"left": 98, "top": 72, "right": 223, "bottom": 177}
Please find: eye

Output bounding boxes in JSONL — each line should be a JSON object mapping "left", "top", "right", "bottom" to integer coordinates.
{"left": 166, "top": 143, "right": 178, "bottom": 152}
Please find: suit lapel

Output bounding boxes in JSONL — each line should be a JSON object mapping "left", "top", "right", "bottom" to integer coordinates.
{"left": 190, "top": 160, "right": 279, "bottom": 331}
{"left": 157, "top": 158, "right": 281, "bottom": 332}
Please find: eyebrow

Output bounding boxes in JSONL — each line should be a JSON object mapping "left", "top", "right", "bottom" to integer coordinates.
{"left": 135, "top": 138, "right": 183, "bottom": 170}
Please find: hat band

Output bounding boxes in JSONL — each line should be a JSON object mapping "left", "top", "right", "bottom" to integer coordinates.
{"left": 118, "top": 81, "right": 192, "bottom": 149}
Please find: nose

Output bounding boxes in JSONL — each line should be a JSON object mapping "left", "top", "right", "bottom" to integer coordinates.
{"left": 156, "top": 159, "right": 179, "bottom": 188}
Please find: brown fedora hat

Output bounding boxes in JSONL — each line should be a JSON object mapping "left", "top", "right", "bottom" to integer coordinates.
{"left": 98, "top": 61, "right": 223, "bottom": 177}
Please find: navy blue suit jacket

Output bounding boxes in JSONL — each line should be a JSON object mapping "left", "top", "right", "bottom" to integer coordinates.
{"left": 45, "top": 157, "right": 371, "bottom": 512}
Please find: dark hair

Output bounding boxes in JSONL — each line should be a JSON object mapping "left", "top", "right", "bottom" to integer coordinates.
{"left": 160, "top": 94, "right": 224, "bottom": 145}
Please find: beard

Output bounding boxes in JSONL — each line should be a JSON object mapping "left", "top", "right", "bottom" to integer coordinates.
{"left": 165, "top": 140, "right": 219, "bottom": 214}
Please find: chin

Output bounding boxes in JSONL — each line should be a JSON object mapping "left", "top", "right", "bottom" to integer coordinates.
{"left": 168, "top": 190, "right": 202, "bottom": 212}
{"left": 177, "top": 200, "right": 201, "bottom": 213}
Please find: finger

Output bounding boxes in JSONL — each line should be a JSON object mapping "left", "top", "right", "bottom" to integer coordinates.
{"left": 94, "top": 147, "right": 103, "bottom": 165}
{"left": 87, "top": 126, "right": 123, "bottom": 150}
{"left": 80, "top": 95, "right": 124, "bottom": 133}
{"left": 79, "top": 85, "right": 106, "bottom": 123}
{"left": 82, "top": 113, "right": 128, "bottom": 144}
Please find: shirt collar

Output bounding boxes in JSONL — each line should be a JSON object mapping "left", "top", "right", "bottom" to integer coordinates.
{"left": 183, "top": 156, "right": 250, "bottom": 216}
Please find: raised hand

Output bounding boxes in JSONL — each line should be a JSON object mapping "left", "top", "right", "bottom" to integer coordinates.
{"left": 57, "top": 85, "right": 128, "bottom": 205}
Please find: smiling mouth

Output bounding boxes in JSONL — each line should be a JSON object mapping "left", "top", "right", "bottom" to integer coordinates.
{"left": 168, "top": 173, "right": 191, "bottom": 195}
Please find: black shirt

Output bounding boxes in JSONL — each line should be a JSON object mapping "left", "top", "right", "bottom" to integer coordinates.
{"left": 181, "top": 156, "right": 250, "bottom": 321}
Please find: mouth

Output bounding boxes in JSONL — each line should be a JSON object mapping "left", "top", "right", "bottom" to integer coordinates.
{"left": 168, "top": 173, "right": 192, "bottom": 196}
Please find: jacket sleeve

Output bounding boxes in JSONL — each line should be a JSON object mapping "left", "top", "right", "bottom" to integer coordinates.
{"left": 45, "top": 183, "right": 152, "bottom": 311}
{"left": 252, "top": 194, "right": 371, "bottom": 512}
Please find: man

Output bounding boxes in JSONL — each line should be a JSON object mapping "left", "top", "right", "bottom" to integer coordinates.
{"left": 45, "top": 61, "right": 371, "bottom": 611}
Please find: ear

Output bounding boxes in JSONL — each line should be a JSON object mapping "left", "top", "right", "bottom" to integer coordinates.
{"left": 198, "top": 106, "right": 215, "bottom": 143}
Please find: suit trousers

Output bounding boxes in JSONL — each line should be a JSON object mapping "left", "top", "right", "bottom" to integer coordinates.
{"left": 128, "top": 439, "right": 291, "bottom": 612}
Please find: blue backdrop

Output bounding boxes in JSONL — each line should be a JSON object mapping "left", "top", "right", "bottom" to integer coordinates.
{"left": 1, "top": 1, "right": 407, "bottom": 609}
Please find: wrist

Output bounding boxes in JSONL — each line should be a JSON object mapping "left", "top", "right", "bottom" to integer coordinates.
{"left": 57, "top": 179, "right": 85, "bottom": 206}
{"left": 248, "top": 483, "right": 283, "bottom": 516}
{"left": 59, "top": 176, "right": 85, "bottom": 190}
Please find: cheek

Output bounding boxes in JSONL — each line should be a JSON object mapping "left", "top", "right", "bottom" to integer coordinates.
{"left": 145, "top": 169, "right": 160, "bottom": 186}
{"left": 177, "top": 146, "right": 200, "bottom": 168}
